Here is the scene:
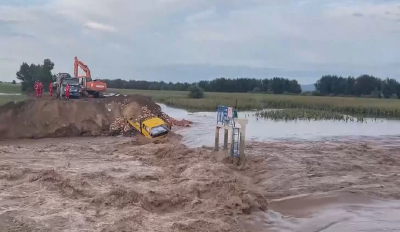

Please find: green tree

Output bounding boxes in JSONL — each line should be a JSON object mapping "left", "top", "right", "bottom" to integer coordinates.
{"left": 16, "top": 59, "right": 55, "bottom": 92}
{"left": 289, "top": 80, "right": 302, "bottom": 94}
{"left": 11, "top": 80, "right": 16, "bottom": 84}
{"left": 188, "top": 85, "right": 204, "bottom": 99}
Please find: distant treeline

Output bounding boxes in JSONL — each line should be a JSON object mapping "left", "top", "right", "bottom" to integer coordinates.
{"left": 315, "top": 75, "right": 400, "bottom": 98}
{"left": 102, "top": 77, "right": 302, "bottom": 94}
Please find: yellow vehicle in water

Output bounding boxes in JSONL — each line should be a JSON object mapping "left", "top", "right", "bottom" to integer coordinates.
{"left": 127, "top": 117, "right": 170, "bottom": 138}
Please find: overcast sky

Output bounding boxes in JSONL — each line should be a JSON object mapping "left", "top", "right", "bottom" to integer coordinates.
{"left": 1, "top": 0, "right": 400, "bottom": 84}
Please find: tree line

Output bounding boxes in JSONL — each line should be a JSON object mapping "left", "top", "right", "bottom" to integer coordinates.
{"left": 315, "top": 75, "right": 400, "bottom": 98}
{"left": 13, "top": 59, "right": 400, "bottom": 99}
{"left": 103, "top": 77, "right": 302, "bottom": 94}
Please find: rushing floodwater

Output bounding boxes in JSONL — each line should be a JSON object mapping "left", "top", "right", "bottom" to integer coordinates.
{"left": 159, "top": 104, "right": 400, "bottom": 148}
{"left": 260, "top": 193, "right": 400, "bottom": 232}
{"left": 160, "top": 104, "right": 400, "bottom": 231}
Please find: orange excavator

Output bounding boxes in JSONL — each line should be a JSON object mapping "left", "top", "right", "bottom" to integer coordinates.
{"left": 74, "top": 56, "right": 107, "bottom": 98}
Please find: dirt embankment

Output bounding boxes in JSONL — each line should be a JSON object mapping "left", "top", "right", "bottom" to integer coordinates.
{"left": 0, "top": 137, "right": 268, "bottom": 232}
{"left": 0, "top": 95, "right": 169, "bottom": 139}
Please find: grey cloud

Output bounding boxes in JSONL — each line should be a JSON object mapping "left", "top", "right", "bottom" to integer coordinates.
{"left": 385, "top": 11, "right": 391, "bottom": 15}
{"left": 352, "top": 13, "right": 364, "bottom": 17}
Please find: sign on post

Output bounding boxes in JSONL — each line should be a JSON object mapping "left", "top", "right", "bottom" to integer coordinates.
{"left": 227, "top": 107, "right": 233, "bottom": 119}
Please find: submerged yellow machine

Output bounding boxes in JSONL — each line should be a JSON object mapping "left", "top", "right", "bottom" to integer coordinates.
{"left": 127, "top": 117, "right": 170, "bottom": 138}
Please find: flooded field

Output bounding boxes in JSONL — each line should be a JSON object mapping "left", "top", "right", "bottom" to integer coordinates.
{"left": 159, "top": 104, "right": 400, "bottom": 147}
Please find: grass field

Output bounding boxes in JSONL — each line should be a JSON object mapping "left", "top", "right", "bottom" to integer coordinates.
{"left": 0, "top": 83, "right": 21, "bottom": 93}
{"left": 109, "top": 88, "right": 400, "bottom": 118}
{"left": 0, "top": 95, "right": 26, "bottom": 106}
{"left": 0, "top": 83, "right": 24, "bottom": 106}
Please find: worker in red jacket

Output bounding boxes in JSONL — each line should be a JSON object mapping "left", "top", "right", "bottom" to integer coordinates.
{"left": 49, "top": 82, "right": 53, "bottom": 96}
{"left": 34, "top": 81, "right": 39, "bottom": 97}
{"left": 65, "top": 84, "right": 70, "bottom": 100}
{"left": 38, "top": 81, "right": 43, "bottom": 97}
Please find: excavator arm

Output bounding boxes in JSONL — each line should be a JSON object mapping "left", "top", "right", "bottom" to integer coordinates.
{"left": 74, "top": 57, "right": 91, "bottom": 78}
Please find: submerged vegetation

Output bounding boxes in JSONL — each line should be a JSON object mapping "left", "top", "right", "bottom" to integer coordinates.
{"left": 109, "top": 89, "right": 400, "bottom": 118}
{"left": 255, "top": 109, "right": 367, "bottom": 122}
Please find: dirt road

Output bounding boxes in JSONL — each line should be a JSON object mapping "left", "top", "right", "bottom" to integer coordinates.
{"left": 1, "top": 136, "right": 400, "bottom": 231}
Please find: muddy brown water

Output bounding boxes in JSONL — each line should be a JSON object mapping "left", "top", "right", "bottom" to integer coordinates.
{"left": 263, "top": 193, "right": 400, "bottom": 231}
{"left": 1, "top": 102, "right": 400, "bottom": 231}
{"left": 161, "top": 104, "right": 400, "bottom": 232}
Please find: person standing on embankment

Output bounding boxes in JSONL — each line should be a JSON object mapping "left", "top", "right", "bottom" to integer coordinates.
{"left": 34, "top": 81, "right": 39, "bottom": 97}
{"left": 65, "top": 84, "right": 70, "bottom": 100}
{"left": 38, "top": 81, "right": 43, "bottom": 98}
{"left": 49, "top": 82, "right": 53, "bottom": 96}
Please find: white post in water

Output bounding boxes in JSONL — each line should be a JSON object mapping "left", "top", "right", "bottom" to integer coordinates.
{"left": 235, "top": 118, "right": 248, "bottom": 158}
{"left": 214, "top": 126, "right": 220, "bottom": 151}
{"left": 224, "top": 128, "right": 230, "bottom": 150}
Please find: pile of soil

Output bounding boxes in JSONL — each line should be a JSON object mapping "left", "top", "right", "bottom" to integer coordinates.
{"left": 0, "top": 95, "right": 169, "bottom": 139}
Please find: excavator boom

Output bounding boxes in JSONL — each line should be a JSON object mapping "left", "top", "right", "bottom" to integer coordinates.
{"left": 74, "top": 57, "right": 91, "bottom": 78}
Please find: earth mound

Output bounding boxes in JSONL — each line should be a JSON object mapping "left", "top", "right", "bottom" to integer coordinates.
{"left": 0, "top": 95, "right": 166, "bottom": 139}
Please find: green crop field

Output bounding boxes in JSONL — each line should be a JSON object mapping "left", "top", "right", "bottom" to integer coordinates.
{"left": 0, "top": 83, "right": 24, "bottom": 106}
{"left": 0, "top": 83, "right": 21, "bottom": 94}
{"left": 108, "top": 88, "right": 400, "bottom": 118}
{"left": 0, "top": 95, "right": 26, "bottom": 106}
